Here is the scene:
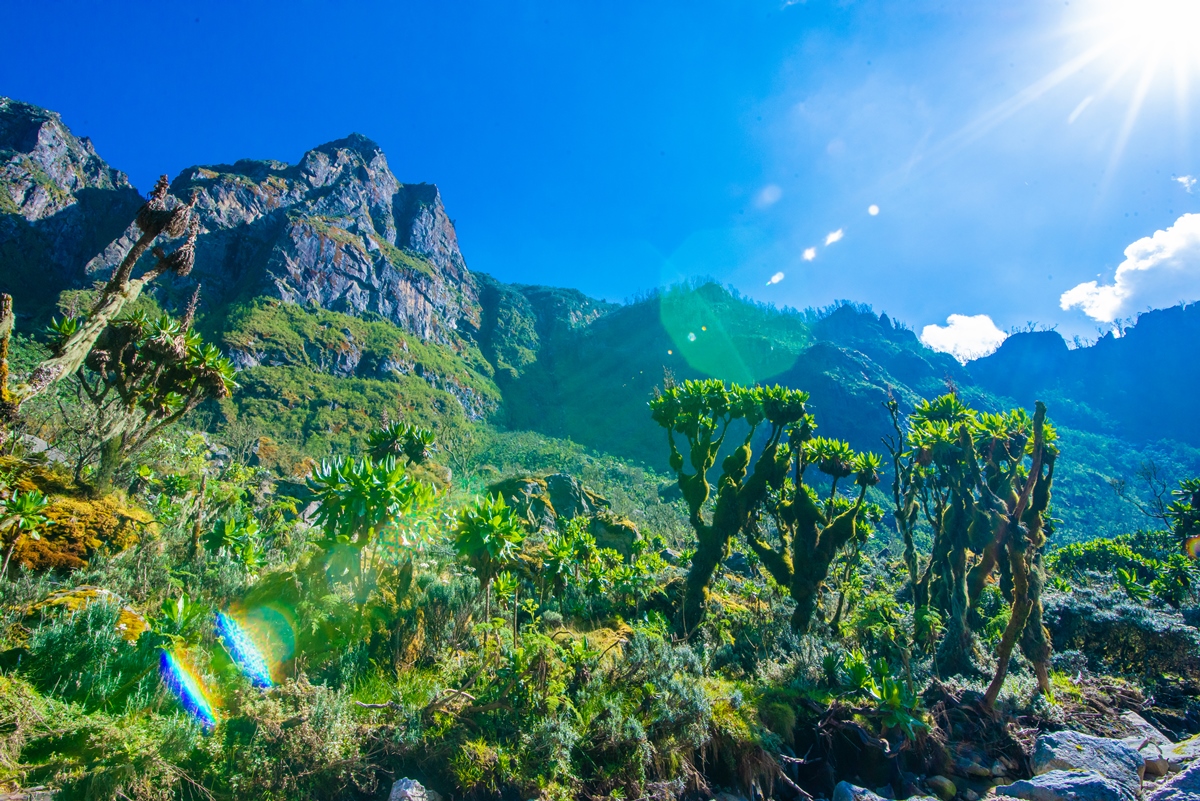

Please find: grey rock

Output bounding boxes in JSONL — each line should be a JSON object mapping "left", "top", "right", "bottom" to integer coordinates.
{"left": 0, "top": 97, "right": 143, "bottom": 297}
{"left": 925, "top": 775, "right": 956, "bottom": 801}
{"left": 1034, "top": 730, "right": 1144, "bottom": 793}
{"left": 1166, "top": 734, "right": 1200, "bottom": 765}
{"left": 1121, "top": 713, "right": 1177, "bottom": 780}
{"left": 725, "top": 551, "right": 755, "bottom": 578}
{"left": 997, "top": 770, "right": 1135, "bottom": 801}
{"left": 833, "top": 783, "right": 888, "bottom": 801}
{"left": 389, "top": 778, "right": 442, "bottom": 801}
{"left": 1149, "top": 761, "right": 1200, "bottom": 801}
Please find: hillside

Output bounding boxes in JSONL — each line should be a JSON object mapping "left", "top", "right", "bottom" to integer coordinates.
{"left": 9, "top": 97, "right": 1200, "bottom": 801}
{"left": 3, "top": 96, "right": 1200, "bottom": 542}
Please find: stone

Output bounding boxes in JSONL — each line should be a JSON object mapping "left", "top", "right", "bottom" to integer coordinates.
{"left": 724, "top": 551, "right": 755, "bottom": 578}
{"left": 964, "top": 790, "right": 981, "bottom": 801}
{"left": 1148, "top": 761, "right": 1200, "bottom": 801}
{"left": 996, "top": 770, "right": 1135, "bottom": 801}
{"left": 1166, "top": 734, "right": 1200, "bottom": 766}
{"left": 833, "top": 783, "right": 889, "bottom": 801}
{"left": 1033, "top": 731, "right": 1144, "bottom": 794}
{"left": 1121, "top": 712, "right": 1176, "bottom": 778}
{"left": 389, "top": 778, "right": 442, "bottom": 801}
{"left": 926, "top": 775, "right": 957, "bottom": 801}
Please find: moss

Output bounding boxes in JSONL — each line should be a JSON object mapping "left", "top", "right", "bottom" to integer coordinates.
{"left": 9, "top": 494, "right": 152, "bottom": 572}
{"left": 371, "top": 234, "right": 437, "bottom": 278}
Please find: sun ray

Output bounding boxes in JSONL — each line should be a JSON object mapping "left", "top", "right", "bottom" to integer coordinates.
{"left": 1098, "top": 53, "right": 1161, "bottom": 199}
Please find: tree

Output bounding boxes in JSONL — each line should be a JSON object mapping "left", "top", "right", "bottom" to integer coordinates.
{"left": 885, "top": 394, "right": 1057, "bottom": 704}
{"left": 0, "top": 176, "right": 201, "bottom": 429}
{"left": 66, "top": 296, "right": 237, "bottom": 491}
{"left": 0, "top": 488, "right": 51, "bottom": 577}
{"left": 744, "top": 437, "right": 882, "bottom": 633}
{"left": 650, "top": 378, "right": 878, "bottom": 634}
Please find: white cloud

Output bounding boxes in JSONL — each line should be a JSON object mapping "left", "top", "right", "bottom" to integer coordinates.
{"left": 1176, "top": 175, "right": 1196, "bottom": 193}
{"left": 867, "top": 204, "right": 880, "bottom": 216}
{"left": 1060, "top": 212, "right": 1200, "bottom": 322}
{"left": 802, "top": 247, "right": 817, "bottom": 261}
{"left": 755, "top": 184, "right": 783, "bottom": 208}
{"left": 825, "top": 229, "right": 844, "bottom": 245}
{"left": 766, "top": 271, "right": 785, "bottom": 285}
{"left": 920, "top": 314, "right": 1007, "bottom": 363}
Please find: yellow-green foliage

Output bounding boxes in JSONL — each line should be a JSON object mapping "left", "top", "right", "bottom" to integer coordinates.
{"left": 0, "top": 675, "right": 48, "bottom": 791}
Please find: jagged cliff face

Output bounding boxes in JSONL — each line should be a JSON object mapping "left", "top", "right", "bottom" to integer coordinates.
{"left": 0, "top": 97, "right": 143, "bottom": 302}
{"left": 85, "top": 133, "right": 478, "bottom": 345}
{"left": 0, "top": 97, "right": 133, "bottom": 220}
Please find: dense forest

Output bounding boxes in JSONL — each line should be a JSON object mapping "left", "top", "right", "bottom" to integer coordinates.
{"left": 5, "top": 96, "right": 1200, "bottom": 801}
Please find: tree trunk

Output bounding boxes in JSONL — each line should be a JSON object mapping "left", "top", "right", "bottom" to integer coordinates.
{"left": 93, "top": 436, "right": 125, "bottom": 495}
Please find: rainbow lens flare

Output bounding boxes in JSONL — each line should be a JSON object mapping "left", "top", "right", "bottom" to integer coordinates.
{"left": 159, "top": 650, "right": 216, "bottom": 730}
{"left": 216, "top": 611, "right": 273, "bottom": 688}
{"left": 1186, "top": 536, "right": 1200, "bottom": 560}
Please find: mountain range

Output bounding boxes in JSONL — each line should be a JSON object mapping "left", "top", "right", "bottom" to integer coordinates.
{"left": 3, "top": 95, "right": 1198, "bottom": 543}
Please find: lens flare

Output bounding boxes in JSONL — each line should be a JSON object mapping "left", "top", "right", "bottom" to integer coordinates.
{"left": 159, "top": 650, "right": 216, "bottom": 730}
{"left": 216, "top": 611, "right": 273, "bottom": 688}
{"left": 1185, "top": 535, "right": 1200, "bottom": 560}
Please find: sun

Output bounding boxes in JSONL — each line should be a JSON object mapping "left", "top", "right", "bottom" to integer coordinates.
{"left": 1091, "top": 0, "right": 1200, "bottom": 63}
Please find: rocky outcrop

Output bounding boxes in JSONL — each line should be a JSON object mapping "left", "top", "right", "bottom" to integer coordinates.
{"left": 487, "top": 472, "right": 641, "bottom": 556}
{"left": 1032, "top": 731, "right": 1144, "bottom": 795}
{"left": 997, "top": 770, "right": 1135, "bottom": 801}
{"left": 388, "top": 778, "right": 442, "bottom": 801}
{"left": 1149, "top": 762, "right": 1200, "bottom": 801}
{"left": 85, "top": 134, "right": 478, "bottom": 344}
{"left": 0, "top": 97, "right": 143, "bottom": 306}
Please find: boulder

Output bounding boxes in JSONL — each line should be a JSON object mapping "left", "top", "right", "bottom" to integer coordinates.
{"left": 389, "top": 779, "right": 442, "bottom": 801}
{"left": 1122, "top": 711, "right": 1175, "bottom": 777}
{"left": 833, "top": 783, "right": 888, "bottom": 801}
{"left": 925, "top": 776, "right": 956, "bottom": 801}
{"left": 1148, "top": 762, "right": 1200, "bottom": 801}
{"left": 1166, "top": 735, "right": 1200, "bottom": 767}
{"left": 1033, "top": 731, "right": 1144, "bottom": 793}
{"left": 997, "top": 770, "right": 1135, "bottom": 801}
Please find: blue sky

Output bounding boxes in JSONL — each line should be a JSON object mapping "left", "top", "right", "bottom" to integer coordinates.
{"left": 6, "top": 0, "right": 1200, "bottom": 357}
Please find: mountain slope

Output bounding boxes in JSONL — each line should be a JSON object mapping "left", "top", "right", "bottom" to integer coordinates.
{"left": 0, "top": 97, "right": 143, "bottom": 312}
{"left": 3, "top": 97, "right": 1200, "bottom": 543}
{"left": 969, "top": 303, "right": 1200, "bottom": 446}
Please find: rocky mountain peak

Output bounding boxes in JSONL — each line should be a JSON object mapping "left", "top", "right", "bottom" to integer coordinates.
{"left": 0, "top": 96, "right": 133, "bottom": 221}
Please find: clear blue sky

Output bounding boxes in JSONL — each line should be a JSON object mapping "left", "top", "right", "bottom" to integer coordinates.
{"left": 6, "top": 0, "right": 1200, "bottom": 354}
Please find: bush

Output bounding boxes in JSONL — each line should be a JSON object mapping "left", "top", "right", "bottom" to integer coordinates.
{"left": 1042, "top": 588, "right": 1200, "bottom": 677}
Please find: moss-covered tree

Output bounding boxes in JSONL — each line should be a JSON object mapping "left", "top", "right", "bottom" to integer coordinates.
{"left": 745, "top": 437, "right": 881, "bottom": 633}
{"left": 650, "top": 378, "right": 879, "bottom": 634}
{"left": 886, "top": 394, "right": 1056, "bottom": 703}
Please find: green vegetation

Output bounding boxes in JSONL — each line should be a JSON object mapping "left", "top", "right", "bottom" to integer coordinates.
{"left": 6, "top": 251, "right": 1200, "bottom": 798}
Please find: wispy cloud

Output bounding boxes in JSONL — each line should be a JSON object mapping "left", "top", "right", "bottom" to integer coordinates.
{"left": 766, "top": 271, "right": 785, "bottom": 285}
{"left": 755, "top": 184, "right": 783, "bottom": 208}
{"left": 1067, "top": 95, "right": 1093, "bottom": 124}
{"left": 1176, "top": 175, "right": 1196, "bottom": 193}
{"left": 802, "top": 247, "right": 816, "bottom": 261}
{"left": 825, "top": 229, "right": 844, "bottom": 245}
{"left": 920, "top": 314, "right": 1007, "bottom": 362}
{"left": 1060, "top": 212, "right": 1200, "bottom": 322}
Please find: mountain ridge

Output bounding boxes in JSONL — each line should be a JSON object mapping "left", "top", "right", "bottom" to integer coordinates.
{"left": 3, "top": 96, "right": 1200, "bottom": 543}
